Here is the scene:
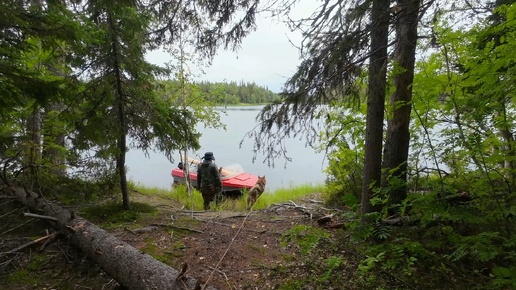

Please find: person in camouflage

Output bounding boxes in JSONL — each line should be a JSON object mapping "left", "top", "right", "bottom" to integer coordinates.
{"left": 196, "top": 152, "right": 222, "bottom": 210}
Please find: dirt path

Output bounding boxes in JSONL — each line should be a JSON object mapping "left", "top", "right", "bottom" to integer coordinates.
{"left": 115, "top": 192, "right": 326, "bottom": 289}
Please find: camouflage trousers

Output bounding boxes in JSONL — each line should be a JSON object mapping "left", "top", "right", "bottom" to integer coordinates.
{"left": 200, "top": 185, "right": 222, "bottom": 210}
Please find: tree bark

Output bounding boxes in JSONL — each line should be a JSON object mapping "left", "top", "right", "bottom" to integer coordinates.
{"left": 9, "top": 185, "right": 213, "bottom": 290}
{"left": 361, "top": 0, "right": 390, "bottom": 216}
{"left": 24, "top": 107, "right": 42, "bottom": 190}
{"left": 110, "top": 14, "right": 130, "bottom": 210}
{"left": 381, "top": 0, "right": 420, "bottom": 213}
{"left": 42, "top": 103, "right": 67, "bottom": 176}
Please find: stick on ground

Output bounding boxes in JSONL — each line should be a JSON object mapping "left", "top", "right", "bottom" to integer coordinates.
{"left": 0, "top": 232, "right": 58, "bottom": 258}
{"left": 23, "top": 212, "right": 58, "bottom": 222}
{"left": 150, "top": 223, "right": 204, "bottom": 234}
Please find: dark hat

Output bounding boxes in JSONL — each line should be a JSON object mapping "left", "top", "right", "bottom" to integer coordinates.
{"left": 202, "top": 152, "right": 215, "bottom": 160}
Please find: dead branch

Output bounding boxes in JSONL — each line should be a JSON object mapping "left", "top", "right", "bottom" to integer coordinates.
{"left": 207, "top": 265, "right": 229, "bottom": 282}
{"left": 101, "top": 279, "right": 115, "bottom": 290}
{"left": 126, "top": 225, "right": 159, "bottom": 234}
{"left": 0, "top": 232, "right": 58, "bottom": 258}
{"left": 39, "top": 232, "right": 59, "bottom": 251}
{"left": 0, "top": 219, "right": 35, "bottom": 236}
{"left": 123, "top": 227, "right": 138, "bottom": 235}
{"left": 0, "top": 199, "right": 17, "bottom": 207}
{"left": 272, "top": 201, "right": 309, "bottom": 211}
{"left": 154, "top": 204, "right": 177, "bottom": 209}
{"left": 287, "top": 200, "right": 316, "bottom": 218}
{"left": 225, "top": 214, "right": 249, "bottom": 219}
{"left": 317, "top": 206, "right": 344, "bottom": 212}
{"left": 307, "top": 199, "right": 323, "bottom": 204}
{"left": 176, "top": 262, "right": 189, "bottom": 281}
{"left": 316, "top": 214, "right": 334, "bottom": 225}
{"left": 0, "top": 207, "right": 21, "bottom": 219}
{"left": 178, "top": 209, "right": 207, "bottom": 214}
{"left": 150, "top": 223, "right": 204, "bottom": 234}
{"left": 39, "top": 191, "right": 58, "bottom": 214}
{"left": 178, "top": 211, "right": 248, "bottom": 220}
{"left": 23, "top": 212, "right": 58, "bottom": 222}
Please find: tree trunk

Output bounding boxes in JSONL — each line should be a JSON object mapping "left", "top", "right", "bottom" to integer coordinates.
{"left": 42, "top": 61, "right": 68, "bottom": 177}
{"left": 111, "top": 14, "right": 130, "bottom": 210}
{"left": 42, "top": 104, "right": 67, "bottom": 176}
{"left": 361, "top": 0, "right": 390, "bottom": 216}
{"left": 381, "top": 0, "right": 420, "bottom": 213}
{"left": 497, "top": 106, "right": 516, "bottom": 192}
{"left": 9, "top": 184, "right": 213, "bottom": 290}
{"left": 24, "top": 106, "right": 42, "bottom": 190}
{"left": 116, "top": 133, "right": 130, "bottom": 210}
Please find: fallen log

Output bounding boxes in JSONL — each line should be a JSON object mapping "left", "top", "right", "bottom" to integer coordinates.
{"left": 9, "top": 185, "right": 214, "bottom": 290}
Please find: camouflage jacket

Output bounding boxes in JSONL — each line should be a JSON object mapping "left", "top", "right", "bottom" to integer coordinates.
{"left": 197, "top": 160, "right": 222, "bottom": 188}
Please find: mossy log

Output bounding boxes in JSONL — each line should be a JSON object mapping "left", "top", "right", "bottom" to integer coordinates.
{"left": 9, "top": 185, "right": 214, "bottom": 290}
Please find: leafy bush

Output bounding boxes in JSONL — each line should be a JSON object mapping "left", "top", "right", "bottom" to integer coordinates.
{"left": 281, "top": 225, "right": 330, "bottom": 255}
{"left": 351, "top": 172, "right": 516, "bottom": 289}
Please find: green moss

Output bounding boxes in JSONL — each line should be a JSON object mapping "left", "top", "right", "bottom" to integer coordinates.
{"left": 172, "top": 241, "right": 186, "bottom": 250}
{"left": 26, "top": 254, "right": 47, "bottom": 271}
{"left": 79, "top": 201, "right": 157, "bottom": 228}
{"left": 173, "top": 217, "right": 202, "bottom": 229}
{"left": 5, "top": 269, "right": 39, "bottom": 286}
{"left": 141, "top": 239, "right": 158, "bottom": 253}
{"left": 280, "top": 254, "right": 296, "bottom": 262}
{"left": 140, "top": 238, "right": 171, "bottom": 264}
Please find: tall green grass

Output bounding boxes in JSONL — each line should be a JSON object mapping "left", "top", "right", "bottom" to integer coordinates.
{"left": 128, "top": 181, "right": 326, "bottom": 212}
{"left": 128, "top": 181, "right": 205, "bottom": 210}
{"left": 249, "top": 184, "right": 326, "bottom": 210}
{"left": 127, "top": 181, "right": 172, "bottom": 195}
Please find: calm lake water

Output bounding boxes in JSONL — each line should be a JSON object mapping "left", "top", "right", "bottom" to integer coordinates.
{"left": 126, "top": 106, "right": 328, "bottom": 192}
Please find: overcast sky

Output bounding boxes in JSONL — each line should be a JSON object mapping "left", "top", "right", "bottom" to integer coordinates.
{"left": 146, "top": 1, "right": 318, "bottom": 93}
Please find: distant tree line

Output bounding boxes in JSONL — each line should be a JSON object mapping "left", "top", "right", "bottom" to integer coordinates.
{"left": 196, "top": 81, "right": 280, "bottom": 104}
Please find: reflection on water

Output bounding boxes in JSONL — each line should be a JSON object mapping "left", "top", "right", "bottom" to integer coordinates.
{"left": 126, "top": 105, "right": 327, "bottom": 192}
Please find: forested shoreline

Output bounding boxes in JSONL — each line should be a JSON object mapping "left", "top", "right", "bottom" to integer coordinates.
{"left": 167, "top": 80, "right": 280, "bottom": 105}
{"left": 198, "top": 81, "right": 279, "bottom": 104}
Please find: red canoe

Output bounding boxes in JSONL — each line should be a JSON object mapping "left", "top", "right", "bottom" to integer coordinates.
{"left": 171, "top": 158, "right": 258, "bottom": 193}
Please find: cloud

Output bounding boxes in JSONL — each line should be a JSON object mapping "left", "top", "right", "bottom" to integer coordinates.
{"left": 146, "top": 1, "right": 319, "bottom": 93}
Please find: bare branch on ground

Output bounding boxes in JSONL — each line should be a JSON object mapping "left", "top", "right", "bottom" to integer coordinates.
{"left": 23, "top": 212, "right": 58, "bottom": 222}
{"left": 0, "top": 232, "right": 58, "bottom": 259}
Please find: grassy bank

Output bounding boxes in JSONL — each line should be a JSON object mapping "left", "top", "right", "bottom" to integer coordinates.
{"left": 127, "top": 181, "right": 326, "bottom": 211}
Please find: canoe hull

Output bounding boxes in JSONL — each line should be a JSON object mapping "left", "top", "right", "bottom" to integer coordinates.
{"left": 171, "top": 168, "right": 259, "bottom": 193}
